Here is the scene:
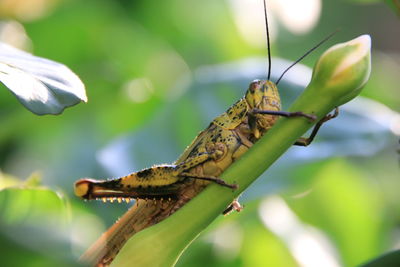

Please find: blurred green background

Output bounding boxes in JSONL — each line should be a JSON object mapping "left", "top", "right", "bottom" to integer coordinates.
{"left": 0, "top": 0, "right": 399, "bottom": 266}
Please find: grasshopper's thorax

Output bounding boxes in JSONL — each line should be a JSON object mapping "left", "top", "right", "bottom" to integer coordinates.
{"left": 245, "top": 79, "right": 281, "bottom": 139}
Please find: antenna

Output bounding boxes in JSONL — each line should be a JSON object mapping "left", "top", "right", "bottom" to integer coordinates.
{"left": 275, "top": 30, "right": 339, "bottom": 85}
{"left": 263, "top": 0, "right": 272, "bottom": 80}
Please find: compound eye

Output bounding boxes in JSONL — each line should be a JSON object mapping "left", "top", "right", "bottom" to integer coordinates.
{"left": 249, "top": 80, "right": 260, "bottom": 93}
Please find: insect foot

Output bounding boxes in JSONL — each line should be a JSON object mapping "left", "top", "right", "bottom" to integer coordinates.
{"left": 223, "top": 199, "right": 243, "bottom": 215}
{"left": 228, "top": 183, "right": 239, "bottom": 190}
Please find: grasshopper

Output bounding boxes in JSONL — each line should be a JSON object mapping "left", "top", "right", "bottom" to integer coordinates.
{"left": 75, "top": 79, "right": 336, "bottom": 209}
{"left": 74, "top": 0, "right": 338, "bottom": 265}
{"left": 75, "top": 80, "right": 321, "bottom": 202}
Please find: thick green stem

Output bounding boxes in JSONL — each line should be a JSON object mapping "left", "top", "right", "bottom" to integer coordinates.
{"left": 112, "top": 35, "right": 371, "bottom": 267}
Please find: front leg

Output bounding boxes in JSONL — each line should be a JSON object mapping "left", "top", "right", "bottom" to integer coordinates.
{"left": 179, "top": 172, "right": 238, "bottom": 190}
{"left": 251, "top": 109, "right": 317, "bottom": 121}
{"left": 295, "top": 107, "right": 339, "bottom": 146}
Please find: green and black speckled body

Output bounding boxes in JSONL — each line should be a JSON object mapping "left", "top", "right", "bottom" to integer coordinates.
{"left": 74, "top": 80, "right": 281, "bottom": 202}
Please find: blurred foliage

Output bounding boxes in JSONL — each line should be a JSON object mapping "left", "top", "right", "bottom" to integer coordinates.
{"left": 0, "top": 172, "right": 74, "bottom": 266}
{"left": 0, "top": 42, "right": 87, "bottom": 115}
{"left": 0, "top": 0, "right": 399, "bottom": 266}
{"left": 361, "top": 249, "right": 400, "bottom": 267}
{"left": 385, "top": 0, "right": 400, "bottom": 16}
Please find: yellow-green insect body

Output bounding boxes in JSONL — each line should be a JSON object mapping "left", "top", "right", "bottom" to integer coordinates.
{"left": 74, "top": 80, "right": 287, "bottom": 202}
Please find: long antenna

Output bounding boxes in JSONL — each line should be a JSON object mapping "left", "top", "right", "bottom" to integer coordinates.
{"left": 275, "top": 30, "right": 339, "bottom": 85}
{"left": 263, "top": 0, "right": 272, "bottom": 80}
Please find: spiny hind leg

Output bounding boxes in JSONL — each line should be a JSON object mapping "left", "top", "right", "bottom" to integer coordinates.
{"left": 75, "top": 142, "right": 235, "bottom": 201}
{"left": 295, "top": 107, "right": 339, "bottom": 146}
{"left": 74, "top": 165, "right": 183, "bottom": 201}
{"left": 75, "top": 148, "right": 235, "bottom": 201}
{"left": 76, "top": 152, "right": 223, "bottom": 199}
{"left": 75, "top": 153, "right": 216, "bottom": 200}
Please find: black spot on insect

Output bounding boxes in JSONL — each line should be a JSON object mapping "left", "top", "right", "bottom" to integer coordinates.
{"left": 101, "top": 179, "right": 121, "bottom": 189}
{"left": 137, "top": 168, "right": 153, "bottom": 178}
{"left": 191, "top": 142, "right": 201, "bottom": 152}
{"left": 238, "top": 109, "right": 246, "bottom": 118}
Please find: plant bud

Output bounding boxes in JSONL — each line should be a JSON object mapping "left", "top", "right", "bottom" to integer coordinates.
{"left": 310, "top": 35, "right": 371, "bottom": 105}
